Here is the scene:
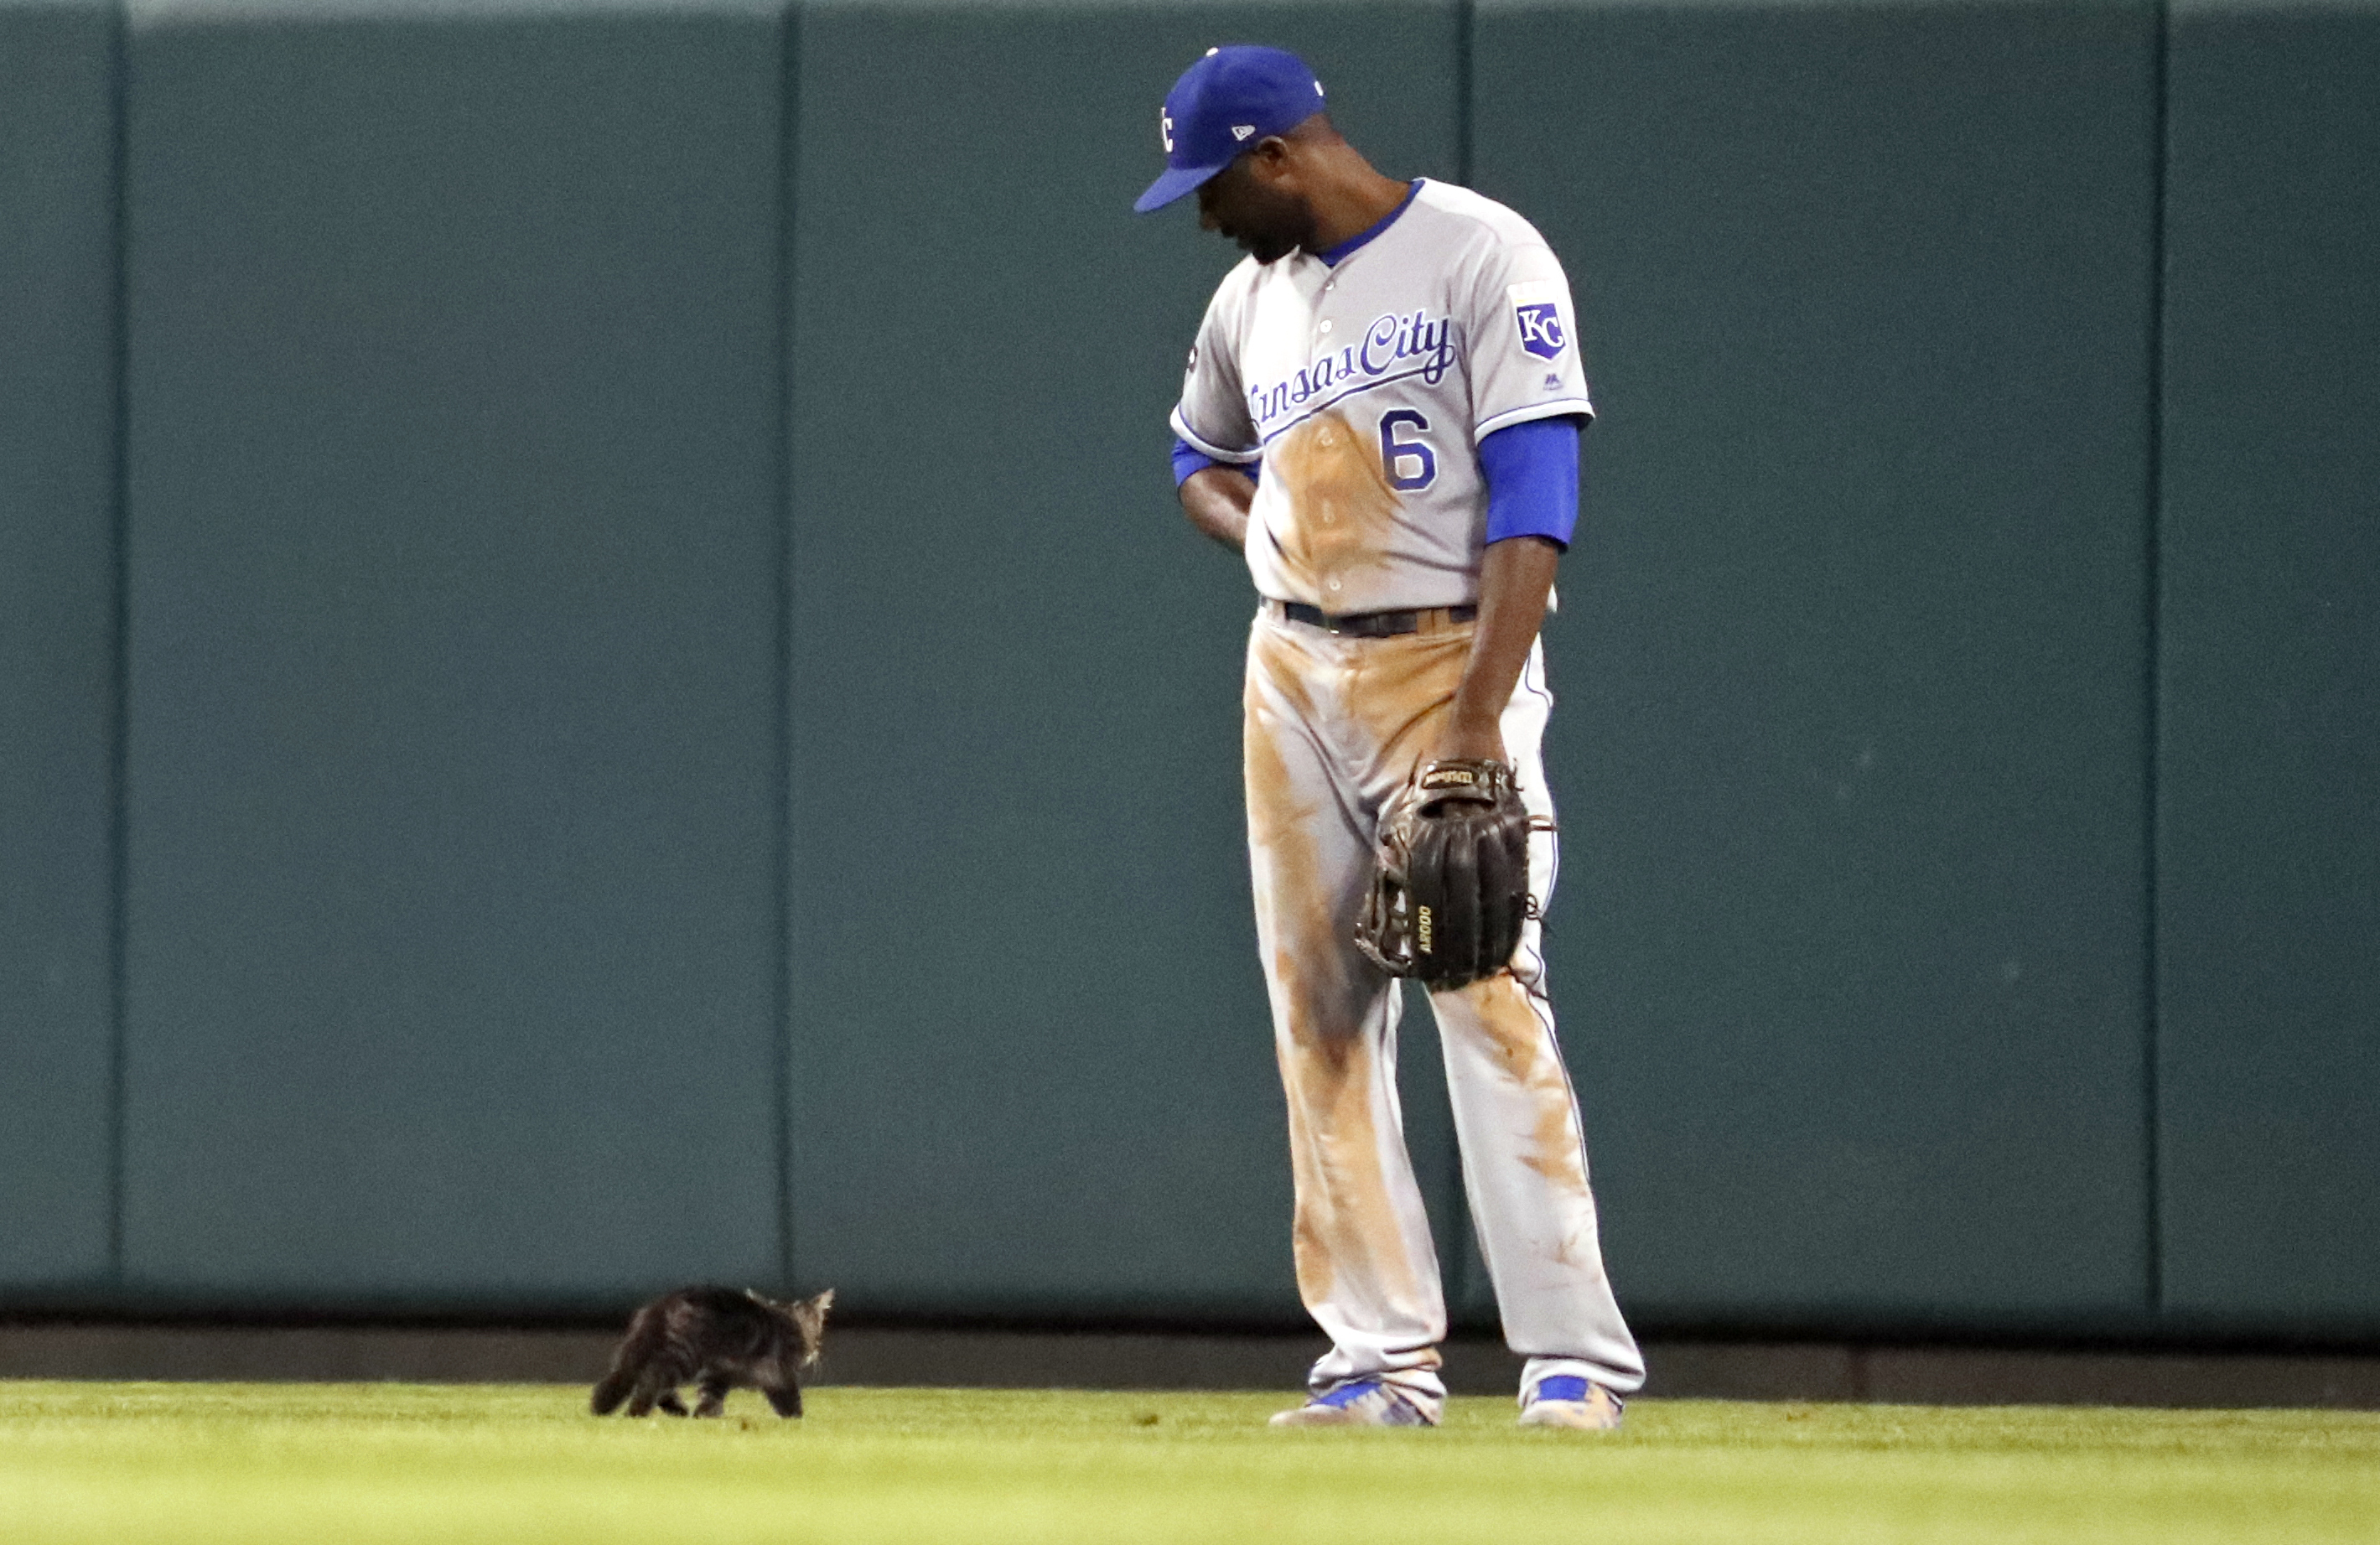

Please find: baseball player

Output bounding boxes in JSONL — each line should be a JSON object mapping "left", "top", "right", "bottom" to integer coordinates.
{"left": 1135, "top": 46, "right": 1643, "bottom": 1428}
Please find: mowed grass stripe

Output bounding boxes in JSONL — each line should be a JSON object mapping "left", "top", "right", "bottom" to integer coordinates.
{"left": 3, "top": 1383, "right": 2376, "bottom": 1544}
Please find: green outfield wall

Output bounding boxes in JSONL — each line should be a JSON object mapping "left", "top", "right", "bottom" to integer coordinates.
{"left": 118, "top": 0, "right": 789, "bottom": 1304}
{"left": 2156, "top": 0, "right": 2380, "bottom": 1331}
{"left": 0, "top": 0, "right": 119, "bottom": 1290}
{"left": 0, "top": 0, "right": 2372, "bottom": 1344}
{"left": 1475, "top": 0, "right": 2163, "bottom": 1329}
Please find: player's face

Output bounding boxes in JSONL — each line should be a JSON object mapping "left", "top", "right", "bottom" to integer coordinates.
{"left": 1197, "top": 153, "right": 1317, "bottom": 265}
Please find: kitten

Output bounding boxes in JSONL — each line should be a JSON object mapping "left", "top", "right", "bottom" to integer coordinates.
{"left": 590, "top": 1285, "right": 834, "bottom": 1418}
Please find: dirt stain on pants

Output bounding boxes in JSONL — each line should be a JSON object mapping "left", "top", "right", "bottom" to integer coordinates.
{"left": 1243, "top": 611, "right": 1643, "bottom": 1409}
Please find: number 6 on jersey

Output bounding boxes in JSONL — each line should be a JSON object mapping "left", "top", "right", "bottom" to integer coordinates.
{"left": 1378, "top": 409, "right": 1435, "bottom": 490}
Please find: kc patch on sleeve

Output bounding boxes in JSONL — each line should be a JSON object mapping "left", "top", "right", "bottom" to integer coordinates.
{"left": 1507, "top": 279, "right": 1570, "bottom": 360}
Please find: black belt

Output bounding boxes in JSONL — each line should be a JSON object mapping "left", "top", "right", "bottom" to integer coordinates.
{"left": 1273, "top": 600, "right": 1477, "bottom": 638}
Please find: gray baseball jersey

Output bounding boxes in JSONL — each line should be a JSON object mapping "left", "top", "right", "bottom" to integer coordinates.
{"left": 1171, "top": 179, "right": 1590, "bottom": 615}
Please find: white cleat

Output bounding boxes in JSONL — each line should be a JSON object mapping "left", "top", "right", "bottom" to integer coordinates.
{"left": 1517, "top": 1376, "right": 1625, "bottom": 1430}
{"left": 1269, "top": 1378, "right": 1435, "bottom": 1428}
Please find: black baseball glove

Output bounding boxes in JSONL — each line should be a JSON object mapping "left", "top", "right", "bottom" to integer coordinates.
{"left": 1356, "top": 759, "right": 1545, "bottom": 992}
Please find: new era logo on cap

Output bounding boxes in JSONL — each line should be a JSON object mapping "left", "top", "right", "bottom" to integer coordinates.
{"left": 1133, "top": 45, "right": 1329, "bottom": 214}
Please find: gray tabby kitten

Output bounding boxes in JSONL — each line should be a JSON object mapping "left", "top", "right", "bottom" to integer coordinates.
{"left": 590, "top": 1285, "right": 834, "bottom": 1418}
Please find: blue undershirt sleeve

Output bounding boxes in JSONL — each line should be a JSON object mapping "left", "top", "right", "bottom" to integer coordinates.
{"left": 1477, "top": 416, "right": 1584, "bottom": 548}
{"left": 1172, "top": 438, "right": 1258, "bottom": 489}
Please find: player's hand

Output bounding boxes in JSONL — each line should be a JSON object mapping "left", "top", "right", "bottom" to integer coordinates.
{"left": 1436, "top": 537, "right": 1557, "bottom": 771}
{"left": 1434, "top": 717, "right": 1506, "bottom": 766}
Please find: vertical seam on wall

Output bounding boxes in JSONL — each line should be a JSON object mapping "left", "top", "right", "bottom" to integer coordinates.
{"left": 1447, "top": 0, "right": 1477, "bottom": 1319}
{"left": 772, "top": 0, "right": 801, "bottom": 1295}
{"left": 106, "top": 0, "right": 132, "bottom": 1289}
{"left": 2143, "top": 0, "right": 2170, "bottom": 1318}
{"left": 1454, "top": 0, "right": 1475, "bottom": 186}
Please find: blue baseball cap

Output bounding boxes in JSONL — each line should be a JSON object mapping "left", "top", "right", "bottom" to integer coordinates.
{"left": 1133, "top": 46, "right": 1327, "bottom": 214}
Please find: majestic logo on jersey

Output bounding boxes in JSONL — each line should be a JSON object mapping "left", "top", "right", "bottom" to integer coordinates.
{"left": 1515, "top": 303, "right": 1565, "bottom": 360}
{"left": 1245, "top": 310, "right": 1457, "bottom": 437}
{"left": 1508, "top": 279, "right": 1569, "bottom": 361}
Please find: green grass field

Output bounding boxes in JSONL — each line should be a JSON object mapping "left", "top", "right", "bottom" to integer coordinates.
{"left": 3, "top": 1382, "right": 2377, "bottom": 1544}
